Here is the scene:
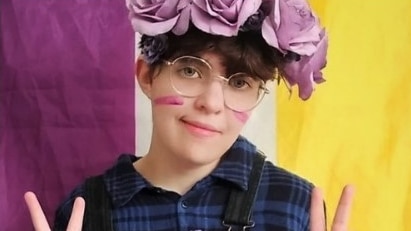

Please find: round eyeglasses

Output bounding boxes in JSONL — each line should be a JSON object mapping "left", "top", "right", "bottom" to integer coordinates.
{"left": 163, "top": 56, "right": 270, "bottom": 112}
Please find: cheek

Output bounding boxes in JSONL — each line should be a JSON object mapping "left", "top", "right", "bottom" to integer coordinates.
{"left": 153, "top": 95, "right": 184, "bottom": 106}
{"left": 232, "top": 111, "right": 250, "bottom": 124}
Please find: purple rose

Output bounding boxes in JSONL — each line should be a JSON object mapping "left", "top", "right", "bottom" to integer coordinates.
{"left": 261, "top": 0, "right": 322, "bottom": 56}
{"left": 190, "top": 0, "right": 262, "bottom": 36}
{"left": 126, "top": 0, "right": 191, "bottom": 36}
{"left": 282, "top": 29, "right": 327, "bottom": 100}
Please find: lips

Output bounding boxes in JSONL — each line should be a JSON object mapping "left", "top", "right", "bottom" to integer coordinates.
{"left": 180, "top": 119, "right": 221, "bottom": 136}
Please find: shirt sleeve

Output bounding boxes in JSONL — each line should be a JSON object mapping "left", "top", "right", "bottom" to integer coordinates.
{"left": 52, "top": 184, "right": 86, "bottom": 231}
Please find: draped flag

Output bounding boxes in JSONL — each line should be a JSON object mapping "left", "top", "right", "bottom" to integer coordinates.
{"left": 0, "top": 1, "right": 135, "bottom": 230}
{"left": 277, "top": 0, "right": 411, "bottom": 230}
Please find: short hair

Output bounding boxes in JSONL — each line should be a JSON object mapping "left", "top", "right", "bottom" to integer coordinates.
{"left": 146, "top": 26, "right": 285, "bottom": 82}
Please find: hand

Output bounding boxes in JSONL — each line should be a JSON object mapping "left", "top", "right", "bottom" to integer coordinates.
{"left": 24, "top": 186, "right": 354, "bottom": 231}
{"left": 310, "top": 185, "right": 355, "bottom": 231}
{"left": 24, "top": 191, "right": 85, "bottom": 231}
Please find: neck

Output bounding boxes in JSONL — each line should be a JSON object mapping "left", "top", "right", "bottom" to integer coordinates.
{"left": 134, "top": 146, "right": 220, "bottom": 195}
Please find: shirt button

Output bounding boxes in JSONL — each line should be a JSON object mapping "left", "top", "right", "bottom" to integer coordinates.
{"left": 181, "top": 200, "right": 189, "bottom": 208}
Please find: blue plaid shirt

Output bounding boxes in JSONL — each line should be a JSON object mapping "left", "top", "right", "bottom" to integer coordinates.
{"left": 54, "top": 136, "right": 314, "bottom": 231}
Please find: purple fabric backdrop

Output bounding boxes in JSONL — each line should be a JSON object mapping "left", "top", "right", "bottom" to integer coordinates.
{"left": 0, "top": 0, "right": 135, "bottom": 230}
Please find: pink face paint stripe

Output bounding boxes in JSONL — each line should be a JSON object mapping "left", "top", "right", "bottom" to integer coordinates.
{"left": 153, "top": 96, "right": 184, "bottom": 105}
{"left": 233, "top": 111, "right": 249, "bottom": 124}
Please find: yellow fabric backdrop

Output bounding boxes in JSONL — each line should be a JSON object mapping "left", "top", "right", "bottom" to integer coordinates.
{"left": 277, "top": 1, "right": 411, "bottom": 230}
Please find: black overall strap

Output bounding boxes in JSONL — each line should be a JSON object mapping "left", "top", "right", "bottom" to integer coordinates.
{"left": 223, "top": 150, "right": 266, "bottom": 230}
{"left": 83, "top": 175, "right": 113, "bottom": 231}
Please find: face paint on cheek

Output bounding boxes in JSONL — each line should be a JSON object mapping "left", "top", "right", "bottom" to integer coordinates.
{"left": 233, "top": 111, "right": 250, "bottom": 124}
{"left": 153, "top": 95, "right": 184, "bottom": 106}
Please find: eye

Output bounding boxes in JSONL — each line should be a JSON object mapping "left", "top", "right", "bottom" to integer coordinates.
{"left": 178, "top": 66, "right": 201, "bottom": 79}
{"left": 228, "top": 76, "right": 252, "bottom": 89}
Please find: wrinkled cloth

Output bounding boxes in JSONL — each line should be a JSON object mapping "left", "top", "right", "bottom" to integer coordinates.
{"left": 0, "top": 1, "right": 135, "bottom": 230}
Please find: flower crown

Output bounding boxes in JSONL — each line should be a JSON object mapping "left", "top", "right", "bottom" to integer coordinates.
{"left": 126, "top": 0, "right": 328, "bottom": 100}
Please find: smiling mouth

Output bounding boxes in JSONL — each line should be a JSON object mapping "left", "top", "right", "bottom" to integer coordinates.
{"left": 180, "top": 119, "right": 221, "bottom": 137}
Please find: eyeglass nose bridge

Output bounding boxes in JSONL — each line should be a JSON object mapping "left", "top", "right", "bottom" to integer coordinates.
{"left": 205, "top": 74, "right": 231, "bottom": 87}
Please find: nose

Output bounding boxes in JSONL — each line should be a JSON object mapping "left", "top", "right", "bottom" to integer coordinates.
{"left": 193, "top": 79, "right": 225, "bottom": 114}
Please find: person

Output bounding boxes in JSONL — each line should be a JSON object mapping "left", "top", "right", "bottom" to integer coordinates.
{"left": 25, "top": 0, "right": 355, "bottom": 230}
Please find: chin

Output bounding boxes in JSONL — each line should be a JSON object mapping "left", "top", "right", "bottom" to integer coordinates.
{"left": 174, "top": 147, "right": 225, "bottom": 167}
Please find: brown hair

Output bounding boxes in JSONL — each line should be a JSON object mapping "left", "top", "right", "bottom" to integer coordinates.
{"left": 147, "top": 27, "right": 285, "bottom": 82}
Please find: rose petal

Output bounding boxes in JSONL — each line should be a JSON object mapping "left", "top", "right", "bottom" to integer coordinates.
{"left": 171, "top": 0, "right": 192, "bottom": 35}
{"left": 275, "top": 0, "right": 295, "bottom": 47}
{"left": 129, "top": 1, "right": 163, "bottom": 15}
{"left": 237, "top": 0, "right": 262, "bottom": 29}
{"left": 261, "top": 0, "right": 282, "bottom": 50}
{"left": 310, "top": 30, "right": 328, "bottom": 84}
{"left": 283, "top": 56, "right": 315, "bottom": 100}
{"left": 298, "top": 71, "right": 315, "bottom": 100}
{"left": 156, "top": 0, "right": 181, "bottom": 17}
{"left": 288, "top": 42, "right": 317, "bottom": 56}
{"left": 262, "top": 19, "right": 281, "bottom": 51}
{"left": 282, "top": 28, "right": 328, "bottom": 100}
{"left": 191, "top": 1, "right": 237, "bottom": 36}
{"left": 309, "top": 29, "right": 328, "bottom": 72}
{"left": 190, "top": 0, "right": 260, "bottom": 36}
{"left": 131, "top": 15, "right": 180, "bottom": 35}
{"left": 271, "top": 0, "right": 322, "bottom": 55}
{"left": 202, "top": 0, "right": 237, "bottom": 25}
{"left": 127, "top": 0, "right": 181, "bottom": 35}
{"left": 216, "top": 1, "right": 238, "bottom": 22}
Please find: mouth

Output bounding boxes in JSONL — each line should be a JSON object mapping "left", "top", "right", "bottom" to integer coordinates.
{"left": 180, "top": 119, "right": 221, "bottom": 137}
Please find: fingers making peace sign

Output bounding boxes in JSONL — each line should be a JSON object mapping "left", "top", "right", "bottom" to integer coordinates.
{"left": 25, "top": 185, "right": 354, "bottom": 231}
{"left": 24, "top": 192, "right": 85, "bottom": 231}
{"left": 310, "top": 185, "right": 355, "bottom": 231}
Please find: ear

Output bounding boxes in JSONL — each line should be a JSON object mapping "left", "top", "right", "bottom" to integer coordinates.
{"left": 136, "top": 57, "right": 153, "bottom": 99}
